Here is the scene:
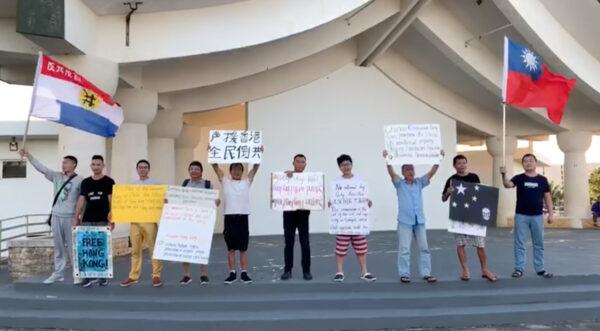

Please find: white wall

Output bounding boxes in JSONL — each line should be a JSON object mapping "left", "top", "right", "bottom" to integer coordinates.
{"left": 0, "top": 139, "right": 58, "bottom": 220}
{"left": 247, "top": 64, "right": 456, "bottom": 236}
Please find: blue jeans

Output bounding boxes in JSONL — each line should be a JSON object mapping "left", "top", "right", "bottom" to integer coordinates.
{"left": 514, "top": 213, "right": 545, "bottom": 273}
{"left": 397, "top": 223, "right": 431, "bottom": 277}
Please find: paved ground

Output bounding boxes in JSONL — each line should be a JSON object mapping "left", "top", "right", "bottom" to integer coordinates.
{"left": 12, "top": 227, "right": 600, "bottom": 285}
{"left": 2, "top": 228, "right": 600, "bottom": 331}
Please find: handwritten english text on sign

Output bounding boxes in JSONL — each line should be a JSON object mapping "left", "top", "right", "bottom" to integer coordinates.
{"left": 111, "top": 185, "right": 167, "bottom": 223}
{"left": 208, "top": 130, "right": 262, "bottom": 164}
{"left": 166, "top": 186, "right": 219, "bottom": 207}
{"left": 72, "top": 226, "right": 113, "bottom": 278}
{"left": 153, "top": 204, "right": 217, "bottom": 265}
{"left": 329, "top": 177, "right": 370, "bottom": 235}
{"left": 271, "top": 172, "right": 325, "bottom": 211}
{"left": 384, "top": 124, "right": 442, "bottom": 165}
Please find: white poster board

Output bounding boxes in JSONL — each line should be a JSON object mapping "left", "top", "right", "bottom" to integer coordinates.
{"left": 154, "top": 204, "right": 217, "bottom": 265}
{"left": 329, "top": 177, "right": 370, "bottom": 235}
{"left": 166, "top": 185, "right": 219, "bottom": 207}
{"left": 208, "top": 130, "right": 262, "bottom": 164}
{"left": 271, "top": 172, "right": 325, "bottom": 211}
{"left": 447, "top": 220, "right": 487, "bottom": 237}
{"left": 384, "top": 124, "right": 442, "bottom": 165}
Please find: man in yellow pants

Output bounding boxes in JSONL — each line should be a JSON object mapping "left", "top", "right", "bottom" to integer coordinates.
{"left": 120, "top": 159, "right": 163, "bottom": 287}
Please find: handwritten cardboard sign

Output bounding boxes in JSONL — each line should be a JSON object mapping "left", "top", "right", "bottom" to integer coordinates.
{"left": 111, "top": 185, "right": 167, "bottom": 223}
{"left": 384, "top": 124, "right": 442, "bottom": 165}
{"left": 271, "top": 172, "right": 325, "bottom": 211}
{"left": 329, "top": 177, "right": 370, "bottom": 235}
{"left": 208, "top": 130, "right": 262, "bottom": 164}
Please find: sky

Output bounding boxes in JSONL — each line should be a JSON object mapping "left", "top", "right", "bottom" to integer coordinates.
{"left": 2, "top": 80, "right": 599, "bottom": 164}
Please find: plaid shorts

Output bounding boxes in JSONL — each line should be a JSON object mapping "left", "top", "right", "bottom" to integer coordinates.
{"left": 454, "top": 234, "right": 485, "bottom": 248}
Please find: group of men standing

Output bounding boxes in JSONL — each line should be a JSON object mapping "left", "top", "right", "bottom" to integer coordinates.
{"left": 20, "top": 145, "right": 556, "bottom": 286}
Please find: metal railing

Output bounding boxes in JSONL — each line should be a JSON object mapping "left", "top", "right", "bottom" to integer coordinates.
{"left": 0, "top": 214, "right": 52, "bottom": 255}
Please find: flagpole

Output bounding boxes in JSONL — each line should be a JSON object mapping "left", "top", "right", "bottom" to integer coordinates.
{"left": 502, "top": 102, "right": 506, "bottom": 167}
{"left": 21, "top": 51, "right": 43, "bottom": 153}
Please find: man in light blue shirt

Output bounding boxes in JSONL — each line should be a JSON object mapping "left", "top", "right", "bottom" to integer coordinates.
{"left": 383, "top": 149, "right": 444, "bottom": 283}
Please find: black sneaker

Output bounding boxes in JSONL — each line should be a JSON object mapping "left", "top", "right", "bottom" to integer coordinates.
{"left": 200, "top": 275, "right": 210, "bottom": 285}
{"left": 303, "top": 272, "right": 313, "bottom": 281}
{"left": 180, "top": 276, "right": 192, "bottom": 285}
{"left": 280, "top": 271, "right": 292, "bottom": 280}
{"left": 98, "top": 279, "right": 109, "bottom": 287}
{"left": 361, "top": 273, "right": 377, "bottom": 282}
{"left": 333, "top": 273, "right": 344, "bottom": 282}
{"left": 240, "top": 272, "right": 253, "bottom": 284}
{"left": 224, "top": 272, "right": 237, "bottom": 284}
{"left": 81, "top": 279, "right": 96, "bottom": 288}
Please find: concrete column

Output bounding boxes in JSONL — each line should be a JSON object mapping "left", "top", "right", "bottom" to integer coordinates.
{"left": 110, "top": 88, "right": 158, "bottom": 238}
{"left": 148, "top": 110, "right": 182, "bottom": 185}
{"left": 557, "top": 131, "right": 593, "bottom": 222}
{"left": 486, "top": 136, "right": 518, "bottom": 227}
{"left": 54, "top": 55, "right": 118, "bottom": 176}
{"left": 175, "top": 124, "right": 202, "bottom": 184}
{"left": 110, "top": 88, "right": 158, "bottom": 184}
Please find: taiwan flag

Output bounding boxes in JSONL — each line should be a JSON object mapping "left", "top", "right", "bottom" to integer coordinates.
{"left": 30, "top": 53, "right": 124, "bottom": 137}
{"left": 502, "top": 37, "right": 576, "bottom": 125}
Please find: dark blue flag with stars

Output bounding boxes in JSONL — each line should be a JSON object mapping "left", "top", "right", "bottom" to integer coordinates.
{"left": 449, "top": 180, "right": 499, "bottom": 226}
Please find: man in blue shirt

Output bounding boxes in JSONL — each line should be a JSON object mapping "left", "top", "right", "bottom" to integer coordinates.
{"left": 501, "top": 153, "right": 554, "bottom": 279}
{"left": 592, "top": 195, "right": 600, "bottom": 227}
{"left": 383, "top": 149, "right": 444, "bottom": 283}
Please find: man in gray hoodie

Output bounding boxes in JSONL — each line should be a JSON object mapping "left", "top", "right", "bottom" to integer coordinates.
{"left": 20, "top": 149, "right": 83, "bottom": 284}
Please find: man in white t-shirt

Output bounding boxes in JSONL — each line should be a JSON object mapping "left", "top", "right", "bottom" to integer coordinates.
{"left": 211, "top": 161, "right": 260, "bottom": 284}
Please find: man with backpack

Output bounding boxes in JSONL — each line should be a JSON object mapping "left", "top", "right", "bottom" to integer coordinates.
{"left": 179, "top": 161, "right": 220, "bottom": 285}
{"left": 19, "top": 149, "right": 83, "bottom": 284}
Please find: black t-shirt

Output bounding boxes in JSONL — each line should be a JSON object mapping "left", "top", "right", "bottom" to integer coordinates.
{"left": 442, "top": 173, "right": 480, "bottom": 197}
{"left": 80, "top": 176, "right": 115, "bottom": 223}
{"left": 511, "top": 173, "right": 550, "bottom": 216}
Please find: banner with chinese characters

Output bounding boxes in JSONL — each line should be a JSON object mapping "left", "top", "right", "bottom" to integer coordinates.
{"left": 208, "top": 130, "right": 262, "bottom": 164}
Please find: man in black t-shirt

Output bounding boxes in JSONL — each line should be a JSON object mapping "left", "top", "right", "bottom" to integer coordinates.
{"left": 442, "top": 155, "right": 496, "bottom": 282}
{"left": 501, "top": 153, "right": 554, "bottom": 279}
{"left": 74, "top": 155, "right": 116, "bottom": 288}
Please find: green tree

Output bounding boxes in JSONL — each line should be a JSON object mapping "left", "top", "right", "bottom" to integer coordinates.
{"left": 549, "top": 180, "right": 564, "bottom": 212}
{"left": 590, "top": 167, "right": 600, "bottom": 203}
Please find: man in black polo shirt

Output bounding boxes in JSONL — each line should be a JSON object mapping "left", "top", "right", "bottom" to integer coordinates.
{"left": 442, "top": 155, "right": 496, "bottom": 282}
{"left": 501, "top": 153, "right": 554, "bottom": 279}
{"left": 74, "top": 155, "right": 115, "bottom": 287}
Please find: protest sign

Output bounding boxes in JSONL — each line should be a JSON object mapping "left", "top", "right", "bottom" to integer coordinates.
{"left": 208, "top": 130, "right": 262, "bottom": 164}
{"left": 448, "top": 220, "right": 487, "bottom": 237}
{"left": 449, "top": 181, "right": 499, "bottom": 227}
{"left": 271, "top": 172, "right": 325, "bottom": 211}
{"left": 329, "top": 177, "right": 370, "bottom": 235}
{"left": 384, "top": 124, "right": 442, "bottom": 165}
{"left": 153, "top": 204, "right": 217, "bottom": 265}
{"left": 72, "top": 226, "right": 113, "bottom": 278}
{"left": 166, "top": 185, "right": 219, "bottom": 207}
{"left": 111, "top": 185, "right": 167, "bottom": 223}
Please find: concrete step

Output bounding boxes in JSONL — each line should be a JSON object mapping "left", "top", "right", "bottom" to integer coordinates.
{"left": 2, "top": 276, "right": 600, "bottom": 330}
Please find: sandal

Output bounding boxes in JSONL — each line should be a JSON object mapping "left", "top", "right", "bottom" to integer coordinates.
{"left": 537, "top": 271, "right": 554, "bottom": 278}
{"left": 511, "top": 270, "right": 523, "bottom": 278}
{"left": 423, "top": 276, "right": 437, "bottom": 283}
{"left": 400, "top": 276, "right": 411, "bottom": 283}
{"left": 482, "top": 272, "right": 497, "bottom": 282}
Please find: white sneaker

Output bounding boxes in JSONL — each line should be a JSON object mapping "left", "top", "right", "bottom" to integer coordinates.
{"left": 43, "top": 274, "right": 64, "bottom": 284}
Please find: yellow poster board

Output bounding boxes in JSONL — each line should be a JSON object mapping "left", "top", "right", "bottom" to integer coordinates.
{"left": 111, "top": 185, "right": 168, "bottom": 223}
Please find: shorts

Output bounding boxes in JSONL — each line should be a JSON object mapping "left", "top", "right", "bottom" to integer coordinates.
{"left": 223, "top": 214, "right": 249, "bottom": 251}
{"left": 335, "top": 235, "right": 368, "bottom": 257}
{"left": 454, "top": 234, "right": 485, "bottom": 248}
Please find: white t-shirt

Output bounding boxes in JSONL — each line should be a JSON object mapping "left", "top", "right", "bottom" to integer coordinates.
{"left": 222, "top": 177, "right": 251, "bottom": 215}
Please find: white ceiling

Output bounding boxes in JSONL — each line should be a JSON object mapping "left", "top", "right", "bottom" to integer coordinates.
{"left": 540, "top": 0, "right": 600, "bottom": 62}
{"left": 81, "top": 0, "right": 250, "bottom": 16}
